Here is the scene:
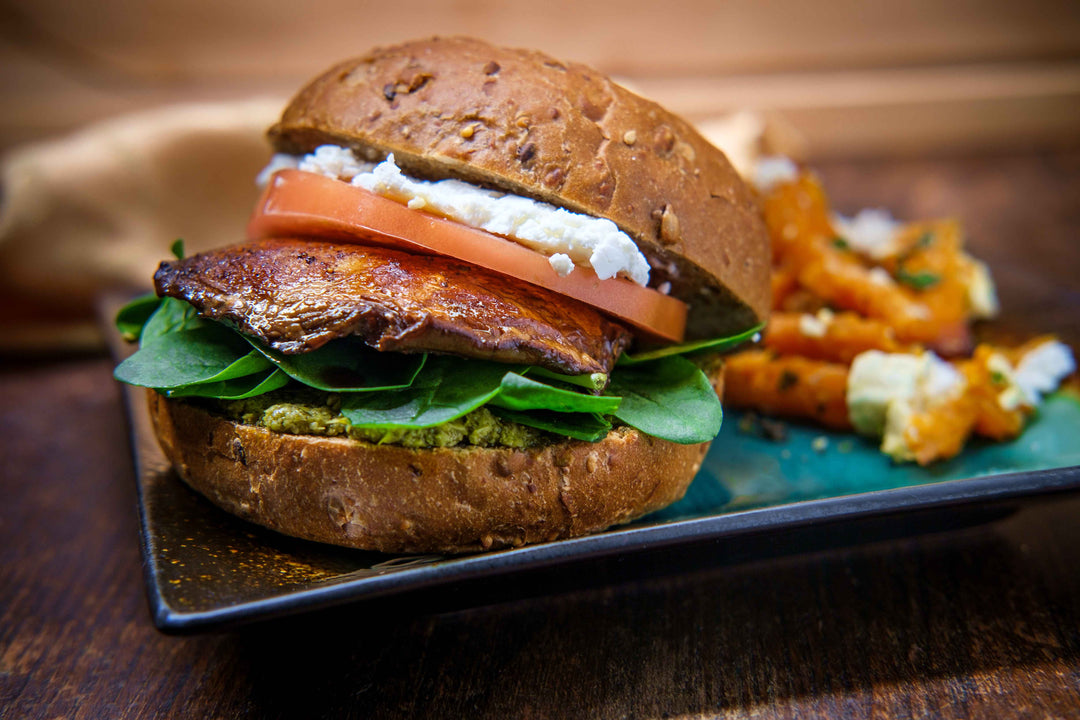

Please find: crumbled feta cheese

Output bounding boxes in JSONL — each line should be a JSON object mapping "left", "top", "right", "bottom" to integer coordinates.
{"left": 658, "top": 281, "right": 672, "bottom": 295}
{"left": 831, "top": 208, "right": 902, "bottom": 260}
{"left": 868, "top": 267, "right": 894, "bottom": 286}
{"left": 881, "top": 399, "right": 917, "bottom": 462}
{"left": 299, "top": 145, "right": 373, "bottom": 181}
{"left": 847, "top": 350, "right": 967, "bottom": 461}
{"left": 257, "top": 147, "right": 652, "bottom": 286}
{"left": 352, "top": 154, "right": 651, "bottom": 285}
{"left": 1015, "top": 340, "right": 1076, "bottom": 405}
{"left": 986, "top": 352, "right": 1026, "bottom": 411}
{"left": 964, "top": 258, "right": 1000, "bottom": 319}
{"left": 256, "top": 153, "right": 301, "bottom": 187}
{"left": 847, "top": 351, "right": 926, "bottom": 437}
{"left": 752, "top": 156, "right": 799, "bottom": 193}
{"left": 923, "top": 351, "right": 966, "bottom": 398}
{"left": 548, "top": 253, "right": 574, "bottom": 277}
{"left": 798, "top": 308, "right": 834, "bottom": 338}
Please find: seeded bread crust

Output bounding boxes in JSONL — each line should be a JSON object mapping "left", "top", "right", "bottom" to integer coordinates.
{"left": 147, "top": 377, "right": 720, "bottom": 554}
{"left": 268, "top": 36, "right": 770, "bottom": 340}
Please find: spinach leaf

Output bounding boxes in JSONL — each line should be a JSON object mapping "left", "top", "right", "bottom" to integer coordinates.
{"left": 166, "top": 368, "right": 291, "bottom": 399}
{"left": 525, "top": 367, "right": 608, "bottom": 392}
{"left": 114, "top": 325, "right": 267, "bottom": 390}
{"left": 490, "top": 373, "right": 621, "bottom": 415}
{"left": 620, "top": 323, "right": 763, "bottom": 365}
{"left": 339, "top": 359, "right": 621, "bottom": 432}
{"left": 491, "top": 407, "right": 612, "bottom": 442}
{"left": 607, "top": 355, "right": 722, "bottom": 444}
{"left": 115, "top": 293, "right": 162, "bottom": 342}
{"left": 140, "top": 296, "right": 208, "bottom": 343}
{"left": 250, "top": 337, "right": 426, "bottom": 392}
{"left": 339, "top": 356, "right": 510, "bottom": 429}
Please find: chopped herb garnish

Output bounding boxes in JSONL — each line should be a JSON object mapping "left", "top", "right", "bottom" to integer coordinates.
{"left": 831, "top": 236, "right": 850, "bottom": 251}
{"left": 916, "top": 231, "right": 935, "bottom": 248}
{"left": 896, "top": 267, "right": 941, "bottom": 290}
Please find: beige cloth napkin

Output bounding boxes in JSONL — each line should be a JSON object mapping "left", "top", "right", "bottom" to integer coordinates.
{"left": 0, "top": 97, "right": 284, "bottom": 350}
{"left": 0, "top": 97, "right": 768, "bottom": 352}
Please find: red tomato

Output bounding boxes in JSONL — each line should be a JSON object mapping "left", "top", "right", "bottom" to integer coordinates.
{"left": 248, "top": 170, "right": 688, "bottom": 342}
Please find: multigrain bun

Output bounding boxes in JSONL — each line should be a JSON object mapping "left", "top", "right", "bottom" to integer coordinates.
{"left": 269, "top": 36, "right": 770, "bottom": 338}
{"left": 149, "top": 368, "right": 721, "bottom": 553}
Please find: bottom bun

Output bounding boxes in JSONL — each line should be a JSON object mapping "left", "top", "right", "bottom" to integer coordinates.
{"left": 148, "top": 383, "right": 717, "bottom": 554}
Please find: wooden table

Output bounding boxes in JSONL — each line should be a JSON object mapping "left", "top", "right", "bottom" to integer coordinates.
{"left": 2, "top": 151, "right": 1079, "bottom": 718}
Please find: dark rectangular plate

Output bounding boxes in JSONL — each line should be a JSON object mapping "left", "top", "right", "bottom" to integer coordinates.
{"left": 112, "top": 310, "right": 1080, "bottom": 632}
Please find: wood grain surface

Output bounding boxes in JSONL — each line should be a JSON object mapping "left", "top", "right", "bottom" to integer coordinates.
{"left": 2, "top": 152, "right": 1079, "bottom": 718}
{"left": 2, "top": 0, "right": 1079, "bottom": 155}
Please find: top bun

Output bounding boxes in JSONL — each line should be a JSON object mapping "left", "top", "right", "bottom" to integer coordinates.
{"left": 268, "top": 36, "right": 770, "bottom": 339}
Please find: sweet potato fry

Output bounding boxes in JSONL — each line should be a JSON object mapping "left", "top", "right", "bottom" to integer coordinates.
{"left": 724, "top": 350, "right": 851, "bottom": 430}
{"left": 898, "top": 394, "right": 979, "bottom": 466}
{"left": 763, "top": 311, "right": 915, "bottom": 364}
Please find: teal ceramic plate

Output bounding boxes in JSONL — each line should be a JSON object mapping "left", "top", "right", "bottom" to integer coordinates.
{"left": 654, "top": 390, "right": 1080, "bottom": 522}
{"left": 116, "top": 348, "right": 1080, "bottom": 632}
{"left": 108, "top": 281, "right": 1080, "bottom": 633}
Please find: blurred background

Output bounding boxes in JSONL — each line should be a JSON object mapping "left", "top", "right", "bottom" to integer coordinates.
{"left": 3, "top": 0, "right": 1079, "bottom": 155}
{"left": 1, "top": 0, "right": 1079, "bottom": 350}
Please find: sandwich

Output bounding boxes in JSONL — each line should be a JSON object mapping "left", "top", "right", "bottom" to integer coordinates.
{"left": 114, "top": 37, "right": 771, "bottom": 553}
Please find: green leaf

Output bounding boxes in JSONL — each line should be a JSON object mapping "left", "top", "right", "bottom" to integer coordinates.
{"left": 115, "top": 293, "right": 162, "bottom": 342}
{"left": 166, "top": 368, "right": 291, "bottom": 399}
{"left": 620, "top": 323, "right": 763, "bottom": 365}
{"left": 115, "top": 325, "right": 266, "bottom": 390}
{"left": 607, "top": 355, "right": 722, "bottom": 444}
{"left": 250, "top": 337, "right": 427, "bottom": 392}
{"left": 491, "top": 407, "right": 612, "bottom": 442}
{"left": 526, "top": 366, "right": 608, "bottom": 392}
{"left": 896, "top": 267, "right": 941, "bottom": 290}
{"left": 170, "top": 238, "right": 185, "bottom": 259}
{"left": 490, "top": 373, "right": 621, "bottom": 414}
{"left": 140, "top": 297, "right": 207, "bottom": 344}
{"left": 339, "top": 356, "right": 509, "bottom": 429}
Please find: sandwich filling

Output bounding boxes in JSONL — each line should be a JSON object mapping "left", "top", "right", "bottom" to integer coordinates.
{"left": 115, "top": 146, "right": 760, "bottom": 447}
{"left": 259, "top": 146, "right": 652, "bottom": 286}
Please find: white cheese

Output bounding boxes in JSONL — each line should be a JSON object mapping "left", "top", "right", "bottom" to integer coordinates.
{"left": 831, "top": 208, "right": 902, "bottom": 260}
{"left": 847, "top": 351, "right": 925, "bottom": 437}
{"left": 964, "top": 258, "right": 1000, "bottom": 320}
{"left": 255, "top": 153, "right": 301, "bottom": 187}
{"left": 299, "top": 145, "right": 373, "bottom": 181}
{"left": 1014, "top": 340, "right": 1076, "bottom": 405}
{"left": 847, "top": 350, "right": 967, "bottom": 461}
{"left": 257, "top": 146, "right": 652, "bottom": 286}
{"left": 986, "top": 352, "right": 1026, "bottom": 411}
{"left": 353, "top": 153, "right": 650, "bottom": 285}
{"left": 751, "top": 156, "right": 799, "bottom": 193}
{"left": 548, "top": 253, "right": 574, "bottom": 277}
{"left": 868, "top": 267, "right": 894, "bottom": 286}
{"left": 881, "top": 399, "right": 917, "bottom": 462}
{"left": 798, "top": 308, "right": 835, "bottom": 338}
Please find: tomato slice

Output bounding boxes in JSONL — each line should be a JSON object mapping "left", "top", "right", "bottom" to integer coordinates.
{"left": 247, "top": 170, "right": 687, "bottom": 342}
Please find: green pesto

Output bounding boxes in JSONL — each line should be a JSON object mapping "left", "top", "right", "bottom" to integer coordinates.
{"left": 216, "top": 390, "right": 547, "bottom": 449}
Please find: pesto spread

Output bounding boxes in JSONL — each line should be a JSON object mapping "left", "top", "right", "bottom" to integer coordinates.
{"left": 216, "top": 390, "right": 547, "bottom": 449}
